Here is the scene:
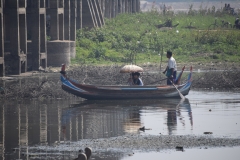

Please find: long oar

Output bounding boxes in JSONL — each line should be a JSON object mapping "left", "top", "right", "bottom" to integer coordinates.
{"left": 168, "top": 78, "right": 185, "bottom": 100}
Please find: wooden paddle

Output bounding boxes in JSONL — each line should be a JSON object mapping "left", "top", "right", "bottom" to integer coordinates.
{"left": 168, "top": 78, "right": 185, "bottom": 99}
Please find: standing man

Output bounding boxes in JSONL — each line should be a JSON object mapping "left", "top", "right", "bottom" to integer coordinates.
{"left": 163, "top": 51, "right": 177, "bottom": 85}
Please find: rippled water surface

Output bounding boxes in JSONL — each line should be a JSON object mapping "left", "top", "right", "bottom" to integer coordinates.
{"left": 0, "top": 90, "right": 240, "bottom": 159}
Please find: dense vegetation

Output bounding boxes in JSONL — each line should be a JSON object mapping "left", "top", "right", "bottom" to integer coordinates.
{"left": 73, "top": 7, "right": 240, "bottom": 65}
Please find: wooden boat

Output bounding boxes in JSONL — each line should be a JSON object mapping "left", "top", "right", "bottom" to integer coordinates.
{"left": 60, "top": 64, "right": 192, "bottom": 100}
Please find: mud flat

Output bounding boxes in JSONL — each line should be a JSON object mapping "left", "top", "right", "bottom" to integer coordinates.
{"left": 30, "top": 134, "right": 240, "bottom": 153}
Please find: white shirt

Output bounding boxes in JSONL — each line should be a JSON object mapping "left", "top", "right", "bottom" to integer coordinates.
{"left": 168, "top": 57, "right": 177, "bottom": 71}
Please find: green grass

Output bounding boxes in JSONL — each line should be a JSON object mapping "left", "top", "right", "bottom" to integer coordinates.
{"left": 72, "top": 10, "right": 240, "bottom": 66}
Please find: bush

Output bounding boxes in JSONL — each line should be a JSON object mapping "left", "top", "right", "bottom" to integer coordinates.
{"left": 74, "top": 11, "right": 240, "bottom": 65}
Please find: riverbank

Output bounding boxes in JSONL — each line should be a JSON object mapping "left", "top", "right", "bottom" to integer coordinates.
{"left": 0, "top": 62, "right": 239, "bottom": 100}
{"left": 25, "top": 134, "right": 240, "bottom": 158}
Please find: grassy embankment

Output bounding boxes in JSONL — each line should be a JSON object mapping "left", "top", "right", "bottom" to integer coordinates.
{"left": 72, "top": 8, "right": 240, "bottom": 66}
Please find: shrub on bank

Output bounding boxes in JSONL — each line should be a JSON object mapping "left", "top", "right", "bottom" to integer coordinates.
{"left": 73, "top": 9, "right": 240, "bottom": 65}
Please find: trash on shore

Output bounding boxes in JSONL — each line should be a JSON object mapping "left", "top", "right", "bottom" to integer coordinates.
{"left": 139, "top": 126, "right": 152, "bottom": 131}
{"left": 204, "top": 132, "right": 213, "bottom": 134}
{"left": 176, "top": 146, "right": 184, "bottom": 151}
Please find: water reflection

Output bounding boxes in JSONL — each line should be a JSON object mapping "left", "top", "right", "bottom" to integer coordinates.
{"left": 0, "top": 98, "right": 192, "bottom": 159}
{"left": 167, "top": 99, "right": 193, "bottom": 135}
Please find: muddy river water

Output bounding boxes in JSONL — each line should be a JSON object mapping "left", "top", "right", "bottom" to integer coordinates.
{"left": 0, "top": 90, "right": 240, "bottom": 160}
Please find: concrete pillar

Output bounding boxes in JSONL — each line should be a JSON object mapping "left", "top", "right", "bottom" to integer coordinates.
{"left": 5, "top": 0, "right": 27, "bottom": 75}
{"left": 123, "top": 0, "right": 126, "bottom": 13}
{"left": 132, "top": 0, "right": 136, "bottom": 13}
{"left": 31, "top": 0, "right": 47, "bottom": 70}
{"left": 115, "top": 0, "right": 118, "bottom": 16}
{"left": 48, "top": 0, "right": 59, "bottom": 40}
{"left": 93, "top": 0, "right": 103, "bottom": 27}
{"left": 82, "top": 0, "right": 94, "bottom": 28}
{"left": 136, "top": 0, "right": 140, "bottom": 12}
{"left": 125, "top": 0, "right": 129, "bottom": 13}
{"left": 109, "top": 0, "right": 112, "bottom": 18}
{"left": 126, "top": 0, "right": 129, "bottom": 13}
{"left": 76, "top": 0, "right": 82, "bottom": 30}
{"left": 90, "top": 0, "right": 98, "bottom": 27}
{"left": 118, "top": 0, "right": 122, "bottom": 14}
{"left": 70, "top": 0, "right": 76, "bottom": 58}
{"left": 129, "top": 0, "right": 132, "bottom": 13}
{"left": 19, "top": 12, "right": 27, "bottom": 73}
{"left": 104, "top": 0, "right": 110, "bottom": 18}
{"left": 40, "top": 4, "right": 47, "bottom": 69}
{"left": 47, "top": 41, "right": 70, "bottom": 66}
{"left": 0, "top": 0, "right": 4, "bottom": 77}
{"left": 70, "top": 0, "right": 76, "bottom": 41}
{"left": 58, "top": 0, "right": 64, "bottom": 40}
{"left": 99, "top": 0, "right": 105, "bottom": 20}
{"left": 64, "top": 0, "right": 70, "bottom": 40}
{"left": 112, "top": 0, "right": 115, "bottom": 18}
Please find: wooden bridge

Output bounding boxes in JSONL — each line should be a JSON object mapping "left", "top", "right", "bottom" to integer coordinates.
{"left": 0, "top": 0, "right": 140, "bottom": 77}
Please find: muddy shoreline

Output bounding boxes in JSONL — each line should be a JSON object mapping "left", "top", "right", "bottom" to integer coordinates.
{"left": 27, "top": 134, "right": 240, "bottom": 158}
{"left": 0, "top": 62, "right": 240, "bottom": 100}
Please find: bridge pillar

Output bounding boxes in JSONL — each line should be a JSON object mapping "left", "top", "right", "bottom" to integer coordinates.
{"left": 64, "top": 0, "right": 70, "bottom": 40}
{"left": 81, "top": 0, "right": 94, "bottom": 28}
{"left": 133, "top": 0, "right": 136, "bottom": 13}
{"left": 104, "top": 0, "right": 109, "bottom": 18}
{"left": 112, "top": 0, "right": 115, "bottom": 18}
{"left": 76, "top": 0, "right": 81, "bottom": 30}
{"left": 47, "top": 0, "right": 76, "bottom": 67}
{"left": 114, "top": 0, "right": 119, "bottom": 17}
{"left": 122, "top": 0, "right": 126, "bottom": 13}
{"left": 0, "top": 0, "right": 4, "bottom": 77}
{"left": 130, "top": 0, "right": 133, "bottom": 13}
{"left": 125, "top": 0, "right": 129, "bottom": 13}
{"left": 30, "top": 0, "right": 47, "bottom": 70}
{"left": 99, "top": 0, "right": 105, "bottom": 25}
{"left": 129, "top": 0, "right": 132, "bottom": 13}
{"left": 5, "top": 0, "right": 27, "bottom": 75}
{"left": 48, "top": 0, "right": 59, "bottom": 40}
{"left": 70, "top": 0, "right": 76, "bottom": 58}
{"left": 70, "top": 0, "right": 76, "bottom": 41}
{"left": 136, "top": 0, "right": 140, "bottom": 12}
{"left": 118, "top": 0, "right": 122, "bottom": 13}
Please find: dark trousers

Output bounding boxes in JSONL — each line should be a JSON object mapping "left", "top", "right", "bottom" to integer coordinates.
{"left": 167, "top": 71, "right": 177, "bottom": 85}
